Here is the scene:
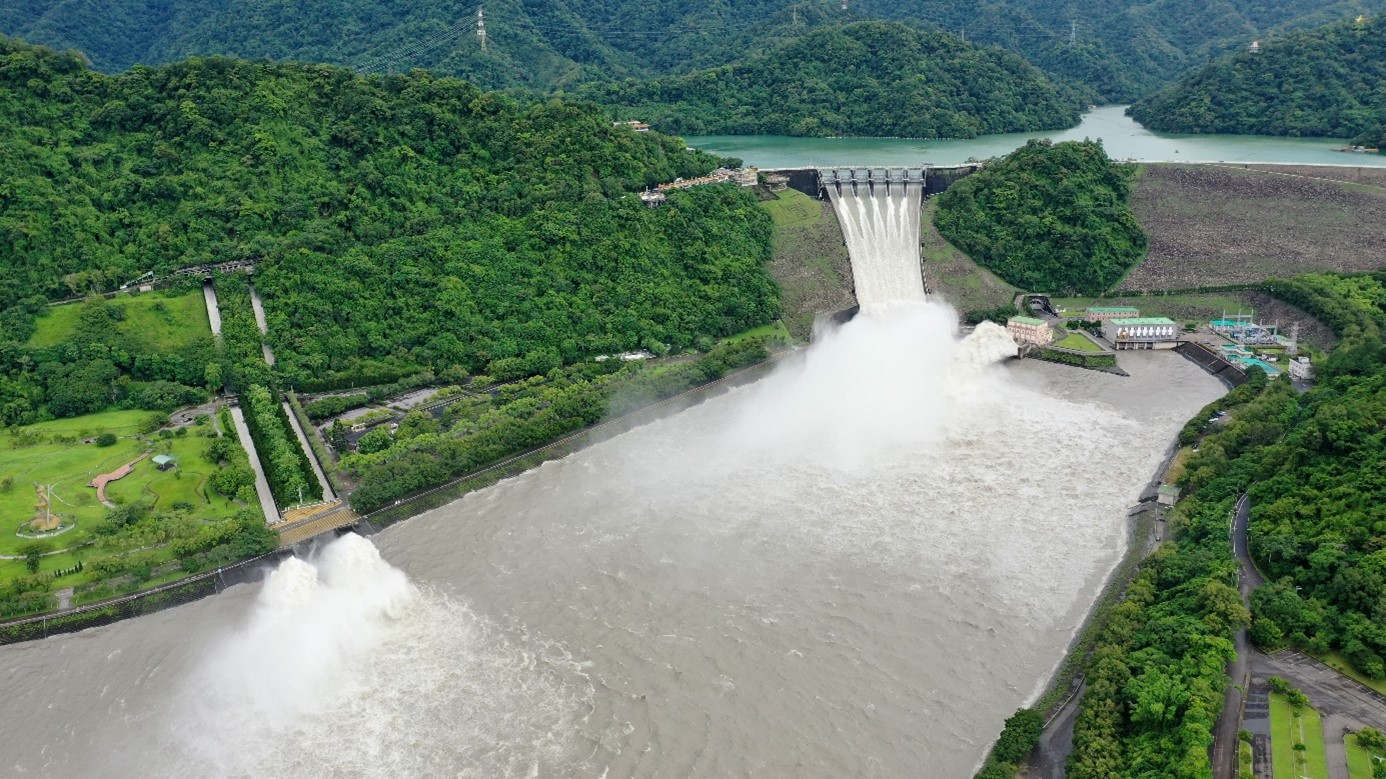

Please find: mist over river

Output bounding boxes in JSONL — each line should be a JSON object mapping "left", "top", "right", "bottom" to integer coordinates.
{"left": 0, "top": 304, "right": 1225, "bottom": 777}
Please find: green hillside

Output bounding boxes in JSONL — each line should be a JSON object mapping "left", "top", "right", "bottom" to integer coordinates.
{"left": 1129, "top": 17, "right": 1386, "bottom": 146}
{"left": 933, "top": 139, "right": 1146, "bottom": 295}
{"left": 579, "top": 22, "right": 1081, "bottom": 138}
{"left": 6, "top": 0, "right": 1383, "bottom": 101}
{"left": 0, "top": 38, "right": 779, "bottom": 423}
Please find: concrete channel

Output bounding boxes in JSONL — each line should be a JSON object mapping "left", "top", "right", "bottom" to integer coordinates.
{"left": 229, "top": 406, "right": 281, "bottom": 524}
{"left": 282, "top": 401, "right": 335, "bottom": 502}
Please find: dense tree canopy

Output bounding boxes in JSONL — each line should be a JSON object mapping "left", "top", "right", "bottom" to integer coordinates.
{"left": 578, "top": 22, "right": 1081, "bottom": 138}
{"left": 1069, "top": 271, "right": 1386, "bottom": 774}
{"left": 934, "top": 139, "right": 1146, "bottom": 295}
{"left": 1244, "top": 273, "right": 1386, "bottom": 675}
{"left": 1130, "top": 17, "right": 1386, "bottom": 144}
{"left": 4, "top": 0, "right": 1375, "bottom": 103}
{"left": 0, "top": 38, "right": 780, "bottom": 417}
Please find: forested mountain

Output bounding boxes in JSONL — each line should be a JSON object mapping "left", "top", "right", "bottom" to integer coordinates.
{"left": 579, "top": 22, "right": 1079, "bottom": 138}
{"left": 5, "top": 0, "right": 1384, "bottom": 102}
{"left": 1129, "top": 16, "right": 1386, "bottom": 146}
{"left": 934, "top": 139, "right": 1146, "bottom": 294}
{"left": 0, "top": 38, "right": 780, "bottom": 424}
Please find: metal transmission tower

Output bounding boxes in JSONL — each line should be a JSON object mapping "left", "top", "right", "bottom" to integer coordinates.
{"left": 1287, "top": 322, "right": 1300, "bottom": 356}
{"left": 841, "top": 0, "right": 848, "bottom": 12}
{"left": 1069, "top": 20, "right": 1077, "bottom": 46}
{"left": 477, "top": 5, "right": 487, "bottom": 52}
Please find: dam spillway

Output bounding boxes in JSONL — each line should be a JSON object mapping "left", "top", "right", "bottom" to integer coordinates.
{"left": 823, "top": 168, "right": 926, "bottom": 311}
{"left": 0, "top": 163, "right": 1231, "bottom": 776}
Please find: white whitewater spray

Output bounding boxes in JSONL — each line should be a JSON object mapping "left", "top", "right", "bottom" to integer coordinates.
{"left": 157, "top": 533, "right": 590, "bottom": 777}
{"left": 827, "top": 182, "right": 926, "bottom": 311}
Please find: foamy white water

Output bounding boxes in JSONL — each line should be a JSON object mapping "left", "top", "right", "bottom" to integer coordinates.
{"left": 0, "top": 186, "right": 1226, "bottom": 777}
{"left": 827, "top": 183, "right": 925, "bottom": 310}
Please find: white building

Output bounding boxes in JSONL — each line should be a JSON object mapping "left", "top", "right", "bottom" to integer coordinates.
{"left": 1288, "top": 356, "right": 1314, "bottom": 381}
{"left": 1102, "top": 317, "right": 1178, "bottom": 350}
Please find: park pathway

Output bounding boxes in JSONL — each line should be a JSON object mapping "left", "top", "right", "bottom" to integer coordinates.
{"left": 229, "top": 406, "right": 280, "bottom": 524}
{"left": 88, "top": 452, "right": 152, "bottom": 506}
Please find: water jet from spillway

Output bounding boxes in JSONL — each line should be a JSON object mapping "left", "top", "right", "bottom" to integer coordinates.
{"left": 826, "top": 180, "right": 926, "bottom": 311}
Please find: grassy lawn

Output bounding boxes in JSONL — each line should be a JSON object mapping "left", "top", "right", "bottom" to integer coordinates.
{"left": 1240, "top": 739, "right": 1255, "bottom": 779}
{"left": 1, "top": 411, "right": 247, "bottom": 583}
{"left": 760, "top": 188, "right": 822, "bottom": 228}
{"left": 1320, "top": 652, "right": 1386, "bottom": 696}
{"left": 1054, "top": 332, "right": 1104, "bottom": 352}
{"left": 1050, "top": 292, "right": 1251, "bottom": 323}
{"left": 0, "top": 431, "right": 146, "bottom": 558}
{"left": 28, "top": 288, "right": 211, "bottom": 351}
{"left": 1270, "top": 691, "right": 1329, "bottom": 779}
{"left": 721, "top": 320, "right": 793, "bottom": 346}
{"left": 104, "top": 434, "right": 243, "bottom": 523}
{"left": 1346, "top": 734, "right": 1385, "bottom": 779}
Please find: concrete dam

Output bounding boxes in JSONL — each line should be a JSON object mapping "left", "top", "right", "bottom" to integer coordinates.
{"left": 769, "top": 163, "right": 981, "bottom": 200}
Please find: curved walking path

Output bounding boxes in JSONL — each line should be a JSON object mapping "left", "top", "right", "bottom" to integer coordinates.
{"left": 88, "top": 452, "right": 151, "bottom": 505}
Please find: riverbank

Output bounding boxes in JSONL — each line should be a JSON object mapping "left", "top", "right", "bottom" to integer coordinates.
{"left": 974, "top": 352, "right": 1229, "bottom": 778}
{"left": 0, "top": 344, "right": 801, "bottom": 645}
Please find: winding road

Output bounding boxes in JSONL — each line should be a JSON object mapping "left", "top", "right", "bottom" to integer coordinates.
{"left": 1216, "top": 493, "right": 1386, "bottom": 779}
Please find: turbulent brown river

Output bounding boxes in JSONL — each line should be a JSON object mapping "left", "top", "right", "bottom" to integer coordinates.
{"left": 1, "top": 305, "right": 1224, "bottom": 777}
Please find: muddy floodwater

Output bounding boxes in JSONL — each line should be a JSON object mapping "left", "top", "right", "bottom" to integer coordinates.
{"left": 0, "top": 311, "right": 1225, "bottom": 777}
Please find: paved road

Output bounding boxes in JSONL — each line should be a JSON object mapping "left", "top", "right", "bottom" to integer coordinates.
{"left": 229, "top": 406, "right": 281, "bottom": 524}
{"left": 1220, "top": 493, "right": 1386, "bottom": 778}
{"left": 1259, "top": 651, "right": 1386, "bottom": 731}
{"left": 1214, "top": 493, "right": 1272, "bottom": 779}
{"left": 1027, "top": 683, "right": 1084, "bottom": 777}
{"left": 281, "top": 401, "right": 335, "bottom": 501}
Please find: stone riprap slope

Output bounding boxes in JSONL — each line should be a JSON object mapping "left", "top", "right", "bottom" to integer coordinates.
{"left": 1125, "top": 164, "right": 1386, "bottom": 290}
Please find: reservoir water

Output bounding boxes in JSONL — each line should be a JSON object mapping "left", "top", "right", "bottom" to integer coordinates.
{"left": 0, "top": 321, "right": 1225, "bottom": 777}
{"left": 687, "top": 105, "right": 1386, "bottom": 168}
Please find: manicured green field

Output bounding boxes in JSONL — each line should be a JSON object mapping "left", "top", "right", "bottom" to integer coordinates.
{"left": 1270, "top": 692, "right": 1329, "bottom": 779}
{"left": 0, "top": 412, "right": 237, "bottom": 561}
{"left": 1055, "top": 332, "right": 1104, "bottom": 352}
{"left": 104, "top": 435, "right": 244, "bottom": 523}
{"left": 28, "top": 289, "right": 211, "bottom": 351}
{"left": 1346, "top": 734, "right": 1384, "bottom": 779}
{"left": 0, "top": 415, "right": 150, "bottom": 554}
